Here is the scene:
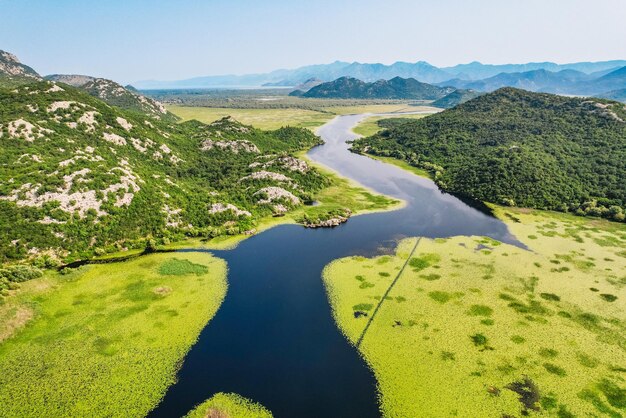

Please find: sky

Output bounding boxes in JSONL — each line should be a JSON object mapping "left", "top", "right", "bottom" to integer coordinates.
{"left": 1, "top": 0, "right": 626, "bottom": 84}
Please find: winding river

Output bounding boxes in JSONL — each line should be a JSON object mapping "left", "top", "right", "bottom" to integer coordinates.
{"left": 148, "top": 113, "right": 521, "bottom": 418}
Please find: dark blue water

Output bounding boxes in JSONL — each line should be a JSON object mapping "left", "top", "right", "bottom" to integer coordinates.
{"left": 148, "top": 114, "right": 521, "bottom": 418}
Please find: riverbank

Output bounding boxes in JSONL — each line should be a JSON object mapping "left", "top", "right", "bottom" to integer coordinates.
{"left": 167, "top": 103, "right": 434, "bottom": 131}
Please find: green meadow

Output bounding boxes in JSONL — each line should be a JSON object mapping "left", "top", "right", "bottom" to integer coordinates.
{"left": 323, "top": 208, "right": 626, "bottom": 417}
{"left": 167, "top": 103, "right": 433, "bottom": 131}
{"left": 0, "top": 252, "right": 227, "bottom": 417}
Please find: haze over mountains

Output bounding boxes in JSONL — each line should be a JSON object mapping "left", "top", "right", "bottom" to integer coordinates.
{"left": 133, "top": 59, "right": 626, "bottom": 91}
{"left": 441, "top": 66, "right": 626, "bottom": 97}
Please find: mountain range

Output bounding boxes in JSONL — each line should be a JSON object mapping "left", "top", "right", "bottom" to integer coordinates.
{"left": 133, "top": 59, "right": 626, "bottom": 90}
{"left": 440, "top": 66, "right": 626, "bottom": 97}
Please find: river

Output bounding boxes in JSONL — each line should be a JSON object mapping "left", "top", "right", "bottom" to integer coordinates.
{"left": 148, "top": 113, "right": 521, "bottom": 418}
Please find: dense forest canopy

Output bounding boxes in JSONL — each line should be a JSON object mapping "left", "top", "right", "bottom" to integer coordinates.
{"left": 353, "top": 88, "right": 626, "bottom": 221}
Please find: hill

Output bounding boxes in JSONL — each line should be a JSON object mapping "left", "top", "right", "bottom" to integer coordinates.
{"left": 352, "top": 88, "right": 626, "bottom": 221}
{"left": 0, "top": 50, "right": 42, "bottom": 86}
{"left": 0, "top": 80, "right": 326, "bottom": 262}
{"left": 294, "top": 77, "right": 324, "bottom": 91}
{"left": 298, "top": 76, "right": 454, "bottom": 100}
{"left": 431, "top": 89, "right": 482, "bottom": 108}
{"left": 46, "top": 74, "right": 177, "bottom": 121}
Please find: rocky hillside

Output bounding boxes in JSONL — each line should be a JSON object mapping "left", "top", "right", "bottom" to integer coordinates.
{"left": 0, "top": 50, "right": 42, "bottom": 86}
{"left": 46, "top": 74, "right": 177, "bottom": 121}
{"left": 294, "top": 76, "right": 454, "bottom": 100}
{"left": 353, "top": 88, "right": 626, "bottom": 221}
{"left": 0, "top": 80, "right": 325, "bottom": 262}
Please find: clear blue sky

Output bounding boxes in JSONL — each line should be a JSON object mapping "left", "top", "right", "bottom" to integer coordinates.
{"left": 2, "top": 0, "right": 625, "bottom": 84}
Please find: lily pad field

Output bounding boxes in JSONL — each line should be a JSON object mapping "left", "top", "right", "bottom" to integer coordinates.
{"left": 323, "top": 207, "right": 626, "bottom": 417}
{"left": 0, "top": 253, "right": 227, "bottom": 417}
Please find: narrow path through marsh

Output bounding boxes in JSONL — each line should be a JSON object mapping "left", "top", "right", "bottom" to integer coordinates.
{"left": 148, "top": 112, "right": 522, "bottom": 418}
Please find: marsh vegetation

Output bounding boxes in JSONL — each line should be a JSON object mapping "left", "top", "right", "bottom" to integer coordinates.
{"left": 323, "top": 208, "right": 625, "bottom": 417}
{"left": 0, "top": 252, "right": 227, "bottom": 417}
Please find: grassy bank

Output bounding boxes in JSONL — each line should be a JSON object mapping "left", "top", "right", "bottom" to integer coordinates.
{"left": 184, "top": 393, "right": 272, "bottom": 418}
{"left": 0, "top": 252, "right": 227, "bottom": 417}
{"left": 188, "top": 155, "right": 402, "bottom": 251}
{"left": 323, "top": 209, "right": 626, "bottom": 417}
{"left": 352, "top": 113, "right": 430, "bottom": 137}
{"left": 362, "top": 154, "right": 432, "bottom": 179}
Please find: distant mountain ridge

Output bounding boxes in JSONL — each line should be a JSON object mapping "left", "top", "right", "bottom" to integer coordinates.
{"left": 134, "top": 59, "right": 626, "bottom": 89}
{"left": 294, "top": 76, "right": 454, "bottom": 100}
{"left": 441, "top": 66, "right": 626, "bottom": 98}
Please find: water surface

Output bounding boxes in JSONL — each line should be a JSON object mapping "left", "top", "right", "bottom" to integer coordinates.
{"left": 148, "top": 113, "right": 520, "bottom": 418}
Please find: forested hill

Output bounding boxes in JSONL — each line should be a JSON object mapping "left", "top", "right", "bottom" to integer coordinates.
{"left": 352, "top": 88, "right": 626, "bottom": 221}
{"left": 294, "top": 76, "right": 454, "bottom": 100}
{"left": 0, "top": 80, "right": 325, "bottom": 262}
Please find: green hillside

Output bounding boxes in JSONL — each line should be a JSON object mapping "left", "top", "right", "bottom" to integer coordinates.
{"left": 45, "top": 74, "right": 179, "bottom": 122}
{"left": 352, "top": 88, "right": 626, "bottom": 221}
{"left": 296, "top": 76, "right": 453, "bottom": 100}
{"left": 0, "top": 80, "right": 326, "bottom": 262}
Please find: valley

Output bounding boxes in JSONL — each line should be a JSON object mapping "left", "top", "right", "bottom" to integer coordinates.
{"left": 1, "top": 45, "right": 625, "bottom": 418}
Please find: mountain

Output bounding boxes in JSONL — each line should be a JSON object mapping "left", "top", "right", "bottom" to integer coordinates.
{"left": 439, "top": 66, "right": 626, "bottom": 96}
{"left": 46, "top": 74, "right": 177, "bottom": 121}
{"left": 431, "top": 89, "right": 483, "bottom": 108}
{"left": 352, "top": 88, "right": 626, "bottom": 222}
{"left": 134, "top": 59, "right": 626, "bottom": 89}
{"left": 0, "top": 50, "right": 42, "bottom": 85}
{"left": 294, "top": 77, "right": 324, "bottom": 92}
{"left": 0, "top": 78, "right": 326, "bottom": 262}
{"left": 576, "top": 66, "right": 626, "bottom": 95}
{"left": 442, "top": 69, "right": 592, "bottom": 93}
{"left": 297, "top": 76, "right": 454, "bottom": 100}
{"left": 442, "top": 60, "right": 626, "bottom": 80}
{"left": 45, "top": 74, "right": 95, "bottom": 87}
{"left": 596, "top": 88, "right": 626, "bottom": 103}
{"left": 136, "top": 61, "right": 452, "bottom": 89}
